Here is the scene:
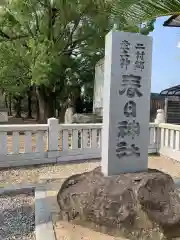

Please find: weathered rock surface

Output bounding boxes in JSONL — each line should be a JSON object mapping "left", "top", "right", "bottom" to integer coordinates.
{"left": 57, "top": 167, "right": 180, "bottom": 240}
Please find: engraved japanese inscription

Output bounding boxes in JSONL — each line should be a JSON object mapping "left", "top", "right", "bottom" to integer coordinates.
{"left": 119, "top": 75, "right": 142, "bottom": 98}
{"left": 120, "top": 40, "right": 131, "bottom": 70}
{"left": 135, "top": 43, "right": 145, "bottom": 71}
{"left": 117, "top": 120, "right": 140, "bottom": 139}
{"left": 115, "top": 40, "right": 146, "bottom": 159}
{"left": 116, "top": 142, "right": 140, "bottom": 159}
{"left": 124, "top": 101, "right": 136, "bottom": 118}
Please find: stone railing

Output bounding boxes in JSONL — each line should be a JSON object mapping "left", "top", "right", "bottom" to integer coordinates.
{"left": 158, "top": 123, "right": 180, "bottom": 160}
{"left": 0, "top": 118, "right": 102, "bottom": 168}
{"left": 0, "top": 117, "right": 178, "bottom": 168}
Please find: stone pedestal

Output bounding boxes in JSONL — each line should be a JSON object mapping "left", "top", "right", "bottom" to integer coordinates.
{"left": 57, "top": 167, "right": 180, "bottom": 240}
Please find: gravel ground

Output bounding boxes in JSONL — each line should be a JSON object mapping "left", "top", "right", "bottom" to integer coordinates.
{"left": 0, "top": 160, "right": 100, "bottom": 187}
{"left": 0, "top": 192, "right": 35, "bottom": 240}
{"left": 0, "top": 156, "right": 180, "bottom": 187}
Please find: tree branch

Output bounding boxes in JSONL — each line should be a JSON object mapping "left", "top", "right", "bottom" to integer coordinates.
{"left": 47, "top": 0, "right": 53, "bottom": 40}
{"left": 0, "top": 30, "right": 29, "bottom": 49}
{"left": 60, "top": 33, "right": 92, "bottom": 56}
{"left": 70, "top": 34, "right": 92, "bottom": 48}
{"left": 0, "top": 29, "right": 11, "bottom": 39}
{"left": 56, "top": 3, "right": 92, "bottom": 48}
{"left": 37, "top": 0, "right": 48, "bottom": 8}
{"left": 26, "top": 23, "right": 34, "bottom": 38}
{"left": 33, "top": 9, "right": 40, "bottom": 34}
{"left": 0, "top": 30, "right": 29, "bottom": 41}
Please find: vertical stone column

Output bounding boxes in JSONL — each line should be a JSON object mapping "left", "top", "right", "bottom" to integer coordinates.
{"left": 101, "top": 31, "right": 152, "bottom": 176}
{"left": 48, "top": 118, "right": 59, "bottom": 158}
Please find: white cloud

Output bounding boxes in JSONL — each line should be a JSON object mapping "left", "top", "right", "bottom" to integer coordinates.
{"left": 177, "top": 41, "right": 180, "bottom": 48}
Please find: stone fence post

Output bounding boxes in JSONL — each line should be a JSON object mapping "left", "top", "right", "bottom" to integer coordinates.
{"left": 47, "top": 118, "right": 59, "bottom": 158}
{"left": 154, "top": 109, "right": 165, "bottom": 153}
{"left": 154, "top": 109, "right": 165, "bottom": 124}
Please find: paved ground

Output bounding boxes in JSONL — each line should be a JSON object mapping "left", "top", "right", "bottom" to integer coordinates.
{"left": 54, "top": 221, "right": 128, "bottom": 240}
{"left": 0, "top": 156, "right": 180, "bottom": 187}
{"left": 0, "top": 160, "right": 100, "bottom": 187}
{"left": 148, "top": 155, "right": 180, "bottom": 178}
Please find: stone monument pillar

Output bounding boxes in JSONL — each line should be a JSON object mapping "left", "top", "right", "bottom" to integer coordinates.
{"left": 101, "top": 31, "right": 152, "bottom": 176}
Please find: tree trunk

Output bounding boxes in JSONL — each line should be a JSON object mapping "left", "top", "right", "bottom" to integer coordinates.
{"left": 27, "top": 87, "right": 33, "bottom": 118}
{"left": 14, "top": 97, "right": 22, "bottom": 118}
{"left": 4, "top": 94, "right": 8, "bottom": 109}
{"left": 47, "top": 92, "right": 56, "bottom": 117}
{"left": 36, "top": 87, "right": 47, "bottom": 123}
{"left": 36, "top": 86, "right": 56, "bottom": 123}
{"left": 4, "top": 94, "right": 9, "bottom": 116}
{"left": 9, "top": 94, "right": 12, "bottom": 116}
{"left": 36, "top": 94, "right": 40, "bottom": 121}
{"left": 59, "top": 107, "right": 66, "bottom": 123}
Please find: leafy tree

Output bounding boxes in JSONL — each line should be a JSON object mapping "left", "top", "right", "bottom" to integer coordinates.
{"left": 0, "top": 0, "right": 156, "bottom": 122}
{"left": 0, "top": 0, "right": 115, "bottom": 121}
{"left": 0, "top": 40, "right": 31, "bottom": 117}
{"left": 112, "top": 0, "right": 180, "bottom": 25}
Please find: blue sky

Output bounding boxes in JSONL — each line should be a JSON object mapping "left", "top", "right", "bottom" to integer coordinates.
{"left": 150, "top": 17, "right": 180, "bottom": 93}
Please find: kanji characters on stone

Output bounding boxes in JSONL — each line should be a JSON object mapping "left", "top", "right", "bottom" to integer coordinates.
{"left": 124, "top": 101, "right": 136, "bottom": 118}
{"left": 120, "top": 40, "right": 131, "bottom": 70}
{"left": 117, "top": 120, "right": 140, "bottom": 139}
{"left": 116, "top": 141, "right": 140, "bottom": 159}
{"left": 135, "top": 43, "right": 145, "bottom": 71}
{"left": 119, "top": 74, "right": 143, "bottom": 98}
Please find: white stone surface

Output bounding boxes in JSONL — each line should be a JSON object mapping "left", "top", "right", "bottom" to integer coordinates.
{"left": 35, "top": 187, "right": 56, "bottom": 240}
{"left": 64, "top": 107, "right": 74, "bottom": 124}
{"left": 48, "top": 118, "right": 59, "bottom": 158}
{"left": 93, "top": 59, "right": 104, "bottom": 116}
{"left": 101, "top": 31, "right": 152, "bottom": 176}
{"left": 0, "top": 111, "right": 8, "bottom": 122}
{"left": 155, "top": 109, "right": 165, "bottom": 124}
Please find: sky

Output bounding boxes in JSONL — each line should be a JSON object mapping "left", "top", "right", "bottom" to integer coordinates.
{"left": 150, "top": 17, "right": 180, "bottom": 93}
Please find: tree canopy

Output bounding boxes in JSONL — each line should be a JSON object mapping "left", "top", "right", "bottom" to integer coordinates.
{"left": 0, "top": 0, "right": 156, "bottom": 121}
{"left": 112, "top": 0, "right": 180, "bottom": 25}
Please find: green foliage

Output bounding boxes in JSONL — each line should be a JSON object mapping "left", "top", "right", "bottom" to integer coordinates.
{"left": 0, "top": 41, "right": 30, "bottom": 96}
{"left": 112, "top": 0, "right": 180, "bottom": 25}
{"left": 0, "top": 0, "right": 156, "bottom": 111}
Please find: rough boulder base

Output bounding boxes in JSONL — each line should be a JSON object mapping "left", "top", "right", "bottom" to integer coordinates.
{"left": 57, "top": 167, "right": 180, "bottom": 240}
